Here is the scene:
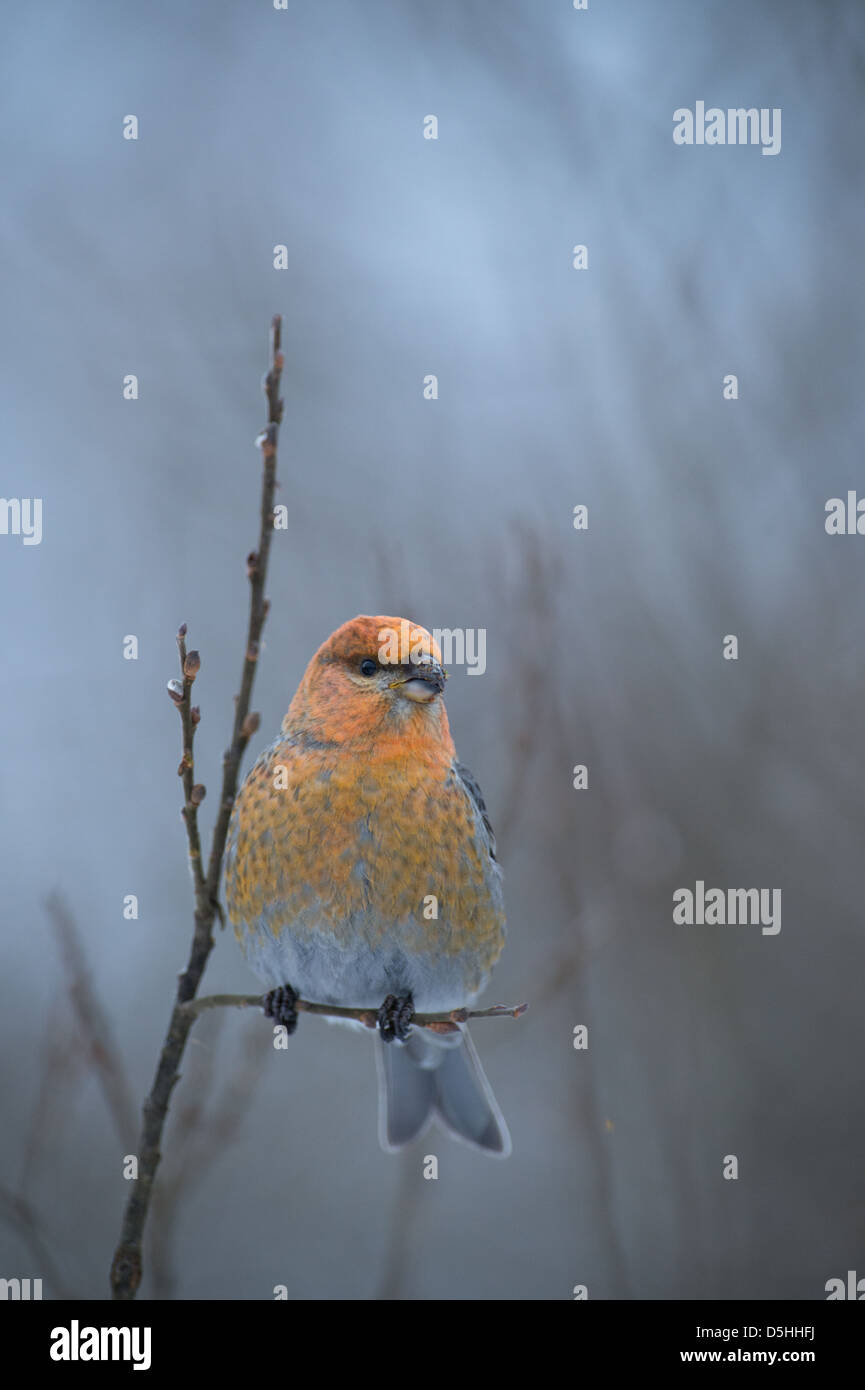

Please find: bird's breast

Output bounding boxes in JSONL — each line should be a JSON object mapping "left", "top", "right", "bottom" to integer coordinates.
{"left": 224, "top": 737, "right": 505, "bottom": 970}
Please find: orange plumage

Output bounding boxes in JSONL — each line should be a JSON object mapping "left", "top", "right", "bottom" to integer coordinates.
{"left": 224, "top": 615, "right": 510, "bottom": 1154}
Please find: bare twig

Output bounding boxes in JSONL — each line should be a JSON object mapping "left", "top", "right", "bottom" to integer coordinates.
{"left": 175, "top": 630, "right": 206, "bottom": 905}
{"left": 0, "top": 1182, "right": 73, "bottom": 1300}
{"left": 17, "top": 993, "right": 84, "bottom": 1195}
{"left": 149, "top": 1014, "right": 268, "bottom": 1299}
{"left": 46, "top": 893, "right": 137, "bottom": 1149}
{"left": 110, "top": 316, "right": 284, "bottom": 1301}
{"left": 180, "top": 992, "right": 529, "bottom": 1033}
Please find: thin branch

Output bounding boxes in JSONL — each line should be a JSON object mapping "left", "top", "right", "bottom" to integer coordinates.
{"left": 110, "top": 316, "right": 283, "bottom": 1301}
{"left": 149, "top": 1014, "right": 268, "bottom": 1299}
{"left": 201, "top": 342, "right": 283, "bottom": 920}
{"left": 180, "top": 992, "right": 529, "bottom": 1033}
{"left": 174, "top": 630, "right": 206, "bottom": 905}
{"left": 0, "top": 1182, "right": 74, "bottom": 1300}
{"left": 46, "top": 893, "right": 137, "bottom": 1149}
{"left": 17, "top": 992, "right": 84, "bottom": 1195}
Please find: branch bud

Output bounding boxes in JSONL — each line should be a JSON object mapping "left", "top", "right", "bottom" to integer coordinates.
{"left": 256, "top": 422, "right": 277, "bottom": 456}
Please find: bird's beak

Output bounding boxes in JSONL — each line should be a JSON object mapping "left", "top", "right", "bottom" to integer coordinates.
{"left": 388, "top": 657, "right": 447, "bottom": 703}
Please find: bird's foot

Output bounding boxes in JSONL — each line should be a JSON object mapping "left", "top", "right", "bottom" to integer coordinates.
{"left": 377, "top": 992, "right": 414, "bottom": 1043}
{"left": 262, "top": 983, "right": 299, "bottom": 1034}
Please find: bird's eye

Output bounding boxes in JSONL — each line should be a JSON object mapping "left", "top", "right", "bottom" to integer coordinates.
{"left": 360, "top": 658, "right": 377, "bottom": 677}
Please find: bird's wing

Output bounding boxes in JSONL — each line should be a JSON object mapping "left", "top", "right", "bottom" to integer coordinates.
{"left": 453, "top": 760, "right": 498, "bottom": 864}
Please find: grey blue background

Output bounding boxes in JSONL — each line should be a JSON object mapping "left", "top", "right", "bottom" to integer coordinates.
{"left": 1, "top": 0, "right": 863, "bottom": 1299}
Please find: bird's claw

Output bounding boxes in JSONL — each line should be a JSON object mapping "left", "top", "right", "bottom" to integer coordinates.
{"left": 262, "top": 983, "right": 299, "bottom": 1034}
{"left": 378, "top": 992, "right": 414, "bottom": 1043}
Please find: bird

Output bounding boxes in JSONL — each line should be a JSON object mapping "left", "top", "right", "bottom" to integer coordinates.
{"left": 224, "top": 614, "right": 510, "bottom": 1156}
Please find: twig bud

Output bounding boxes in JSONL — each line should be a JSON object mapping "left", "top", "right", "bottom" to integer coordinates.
{"left": 166, "top": 678, "right": 184, "bottom": 705}
{"left": 191, "top": 706, "right": 201, "bottom": 726}
{"left": 246, "top": 551, "right": 259, "bottom": 578}
{"left": 256, "top": 422, "right": 277, "bottom": 456}
{"left": 183, "top": 650, "right": 201, "bottom": 681}
{"left": 246, "top": 641, "right": 259, "bottom": 663}
{"left": 241, "top": 712, "right": 260, "bottom": 738}
{"left": 190, "top": 784, "right": 206, "bottom": 806}
{"left": 178, "top": 623, "right": 187, "bottom": 639}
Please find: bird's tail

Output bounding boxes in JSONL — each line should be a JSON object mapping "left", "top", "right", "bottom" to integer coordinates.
{"left": 375, "top": 1026, "right": 511, "bottom": 1157}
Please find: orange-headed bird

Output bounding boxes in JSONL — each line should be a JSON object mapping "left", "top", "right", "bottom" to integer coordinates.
{"left": 225, "top": 615, "right": 509, "bottom": 1155}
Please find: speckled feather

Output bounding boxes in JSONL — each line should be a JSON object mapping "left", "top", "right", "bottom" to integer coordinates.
{"left": 224, "top": 616, "right": 506, "bottom": 1013}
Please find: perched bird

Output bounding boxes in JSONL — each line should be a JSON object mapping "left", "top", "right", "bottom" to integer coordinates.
{"left": 224, "top": 614, "right": 510, "bottom": 1155}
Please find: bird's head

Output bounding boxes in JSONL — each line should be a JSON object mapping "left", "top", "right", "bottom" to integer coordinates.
{"left": 284, "top": 615, "right": 452, "bottom": 751}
